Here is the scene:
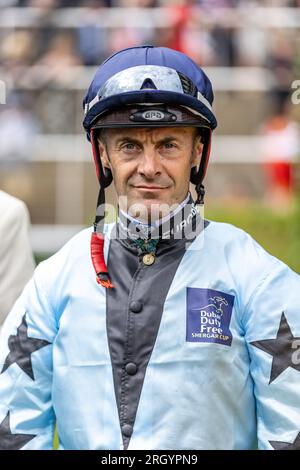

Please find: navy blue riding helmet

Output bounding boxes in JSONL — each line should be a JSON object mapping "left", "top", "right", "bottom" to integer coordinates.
{"left": 83, "top": 46, "right": 217, "bottom": 288}
{"left": 83, "top": 45, "right": 217, "bottom": 136}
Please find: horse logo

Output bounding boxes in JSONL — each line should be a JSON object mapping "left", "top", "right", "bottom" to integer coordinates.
{"left": 192, "top": 296, "right": 228, "bottom": 317}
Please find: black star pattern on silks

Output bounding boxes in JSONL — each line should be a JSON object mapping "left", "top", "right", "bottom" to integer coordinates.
{"left": 1, "top": 313, "right": 51, "bottom": 380}
{"left": 0, "top": 411, "right": 36, "bottom": 450}
{"left": 250, "top": 312, "right": 300, "bottom": 384}
{"left": 269, "top": 431, "right": 300, "bottom": 450}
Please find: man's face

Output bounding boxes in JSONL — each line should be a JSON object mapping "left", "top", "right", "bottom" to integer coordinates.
{"left": 98, "top": 126, "right": 203, "bottom": 221}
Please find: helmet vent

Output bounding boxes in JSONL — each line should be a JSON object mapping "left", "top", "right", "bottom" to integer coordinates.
{"left": 177, "top": 72, "right": 197, "bottom": 97}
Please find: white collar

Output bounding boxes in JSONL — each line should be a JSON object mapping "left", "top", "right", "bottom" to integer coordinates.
{"left": 119, "top": 192, "right": 191, "bottom": 230}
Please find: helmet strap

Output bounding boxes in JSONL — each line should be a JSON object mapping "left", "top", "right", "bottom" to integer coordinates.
{"left": 190, "top": 128, "right": 212, "bottom": 206}
{"left": 90, "top": 128, "right": 114, "bottom": 289}
{"left": 90, "top": 128, "right": 113, "bottom": 188}
{"left": 195, "top": 183, "right": 205, "bottom": 206}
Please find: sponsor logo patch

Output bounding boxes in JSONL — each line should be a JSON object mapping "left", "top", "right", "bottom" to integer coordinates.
{"left": 186, "top": 288, "right": 234, "bottom": 346}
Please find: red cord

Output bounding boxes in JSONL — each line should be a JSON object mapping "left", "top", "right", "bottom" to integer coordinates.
{"left": 90, "top": 232, "right": 113, "bottom": 288}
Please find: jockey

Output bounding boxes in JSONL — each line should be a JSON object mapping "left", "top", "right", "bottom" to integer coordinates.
{"left": 0, "top": 46, "right": 300, "bottom": 450}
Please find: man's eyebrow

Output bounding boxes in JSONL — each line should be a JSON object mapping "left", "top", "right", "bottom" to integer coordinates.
{"left": 157, "top": 136, "right": 180, "bottom": 144}
{"left": 115, "top": 136, "right": 141, "bottom": 145}
{"left": 114, "top": 135, "right": 181, "bottom": 146}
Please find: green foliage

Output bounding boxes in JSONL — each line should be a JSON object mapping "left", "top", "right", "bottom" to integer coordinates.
{"left": 53, "top": 426, "right": 59, "bottom": 450}
{"left": 34, "top": 253, "right": 50, "bottom": 265}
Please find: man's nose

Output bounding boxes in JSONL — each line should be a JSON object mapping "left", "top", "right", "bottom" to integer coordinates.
{"left": 137, "top": 148, "right": 162, "bottom": 179}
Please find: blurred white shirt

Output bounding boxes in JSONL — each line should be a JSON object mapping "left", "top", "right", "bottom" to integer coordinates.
{"left": 0, "top": 191, "right": 35, "bottom": 325}
{"left": 261, "top": 120, "right": 300, "bottom": 163}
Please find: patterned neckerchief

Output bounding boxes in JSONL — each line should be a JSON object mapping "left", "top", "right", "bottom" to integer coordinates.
{"left": 133, "top": 237, "right": 160, "bottom": 255}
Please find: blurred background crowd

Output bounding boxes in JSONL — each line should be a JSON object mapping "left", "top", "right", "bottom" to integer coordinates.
{"left": 0, "top": 0, "right": 300, "bottom": 272}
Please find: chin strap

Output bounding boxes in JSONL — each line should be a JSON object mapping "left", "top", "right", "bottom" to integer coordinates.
{"left": 190, "top": 127, "right": 212, "bottom": 207}
{"left": 195, "top": 183, "right": 205, "bottom": 205}
{"left": 90, "top": 129, "right": 114, "bottom": 289}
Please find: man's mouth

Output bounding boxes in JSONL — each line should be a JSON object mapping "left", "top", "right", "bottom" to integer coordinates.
{"left": 133, "top": 185, "right": 168, "bottom": 190}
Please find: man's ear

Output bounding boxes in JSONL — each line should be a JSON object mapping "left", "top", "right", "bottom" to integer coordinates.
{"left": 191, "top": 135, "right": 203, "bottom": 168}
{"left": 98, "top": 138, "right": 111, "bottom": 170}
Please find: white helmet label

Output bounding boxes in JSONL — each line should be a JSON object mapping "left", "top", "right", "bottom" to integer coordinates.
{"left": 142, "top": 110, "right": 165, "bottom": 121}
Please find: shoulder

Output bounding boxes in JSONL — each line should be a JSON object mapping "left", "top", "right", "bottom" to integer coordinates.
{"left": 205, "top": 217, "right": 300, "bottom": 296}
{"left": 205, "top": 220, "right": 263, "bottom": 249}
{"left": 0, "top": 191, "right": 29, "bottom": 223}
{"left": 205, "top": 220, "right": 264, "bottom": 250}
{"left": 32, "top": 223, "right": 114, "bottom": 315}
{"left": 203, "top": 218, "right": 286, "bottom": 279}
{"left": 205, "top": 219, "right": 253, "bottom": 241}
{"left": 36, "top": 223, "right": 115, "bottom": 276}
{"left": 202, "top": 220, "right": 300, "bottom": 325}
{"left": 0, "top": 192, "right": 31, "bottom": 253}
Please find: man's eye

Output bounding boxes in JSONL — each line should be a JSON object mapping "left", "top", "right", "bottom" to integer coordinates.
{"left": 163, "top": 142, "right": 176, "bottom": 149}
{"left": 123, "top": 143, "right": 137, "bottom": 150}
